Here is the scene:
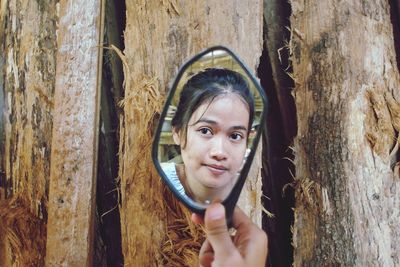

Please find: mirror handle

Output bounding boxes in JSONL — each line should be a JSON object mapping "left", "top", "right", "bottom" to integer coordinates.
{"left": 226, "top": 212, "right": 233, "bottom": 229}
{"left": 223, "top": 201, "right": 235, "bottom": 229}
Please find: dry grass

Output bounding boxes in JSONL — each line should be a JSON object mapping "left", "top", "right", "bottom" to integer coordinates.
{"left": 160, "top": 188, "right": 205, "bottom": 266}
{"left": 0, "top": 194, "right": 46, "bottom": 267}
{"left": 109, "top": 44, "right": 205, "bottom": 266}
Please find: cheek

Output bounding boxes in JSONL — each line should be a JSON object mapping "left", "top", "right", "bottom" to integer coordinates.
{"left": 189, "top": 143, "right": 208, "bottom": 159}
{"left": 184, "top": 133, "right": 207, "bottom": 160}
{"left": 231, "top": 145, "right": 247, "bottom": 165}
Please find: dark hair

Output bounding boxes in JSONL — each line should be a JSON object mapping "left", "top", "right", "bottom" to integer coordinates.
{"left": 171, "top": 68, "right": 254, "bottom": 147}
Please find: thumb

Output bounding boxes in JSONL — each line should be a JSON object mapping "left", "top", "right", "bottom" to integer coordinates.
{"left": 204, "top": 203, "right": 236, "bottom": 257}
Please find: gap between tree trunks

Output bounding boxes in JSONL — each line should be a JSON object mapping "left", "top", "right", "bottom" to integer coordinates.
{"left": 93, "top": 0, "right": 126, "bottom": 265}
{"left": 259, "top": 1, "right": 296, "bottom": 266}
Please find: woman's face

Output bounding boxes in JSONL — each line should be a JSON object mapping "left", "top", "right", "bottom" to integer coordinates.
{"left": 173, "top": 93, "right": 250, "bottom": 201}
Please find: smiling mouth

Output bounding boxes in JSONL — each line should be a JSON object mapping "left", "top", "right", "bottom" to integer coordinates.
{"left": 205, "top": 164, "right": 228, "bottom": 175}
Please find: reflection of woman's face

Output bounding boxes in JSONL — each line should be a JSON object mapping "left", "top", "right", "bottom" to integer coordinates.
{"left": 173, "top": 93, "right": 249, "bottom": 201}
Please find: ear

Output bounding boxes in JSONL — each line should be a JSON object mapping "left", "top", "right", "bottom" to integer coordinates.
{"left": 172, "top": 127, "right": 181, "bottom": 146}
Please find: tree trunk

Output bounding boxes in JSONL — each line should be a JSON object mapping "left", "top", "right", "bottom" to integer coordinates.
{"left": 291, "top": 1, "right": 400, "bottom": 266}
{"left": 0, "top": 0, "right": 57, "bottom": 266}
{"left": 0, "top": 0, "right": 56, "bottom": 213}
{"left": 120, "top": 0, "right": 263, "bottom": 265}
{"left": 45, "top": 0, "right": 104, "bottom": 266}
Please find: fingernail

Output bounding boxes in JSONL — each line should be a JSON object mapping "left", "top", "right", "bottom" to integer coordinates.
{"left": 208, "top": 204, "right": 225, "bottom": 220}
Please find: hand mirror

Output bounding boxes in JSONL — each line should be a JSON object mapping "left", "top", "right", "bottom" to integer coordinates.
{"left": 152, "top": 46, "right": 267, "bottom": 223}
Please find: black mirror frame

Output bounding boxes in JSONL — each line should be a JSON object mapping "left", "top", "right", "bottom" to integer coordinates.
{"left": 152, "top": 45, "right": 268, "bottom": 223}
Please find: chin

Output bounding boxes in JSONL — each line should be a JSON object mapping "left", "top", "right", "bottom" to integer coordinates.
{"left": 202, "top": 180, "right": 230, "bottom": 189}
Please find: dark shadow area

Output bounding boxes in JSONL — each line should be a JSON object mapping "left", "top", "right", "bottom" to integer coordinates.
{"left": 94, "top": 0, "right": 126, "bottom": 266}
{"left": 258, "top": 1, "right": 296, "bottom": 266}
{"left": 389, "top": 0, "right": 400, "bottom": 73}
{"left": 0, "top": 71, "right": 3, "bottom": 199}
{"left": 0, "top": 10, "right": 7, "bottom": 200}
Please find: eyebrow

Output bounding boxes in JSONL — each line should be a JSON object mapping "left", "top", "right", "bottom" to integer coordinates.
{"left": 193, "top": 118, "right": 248, "bottom": 132}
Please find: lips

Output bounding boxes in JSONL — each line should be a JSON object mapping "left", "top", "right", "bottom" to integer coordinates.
{"left": 205, "top": 164, "right": 228, "bottom": 175}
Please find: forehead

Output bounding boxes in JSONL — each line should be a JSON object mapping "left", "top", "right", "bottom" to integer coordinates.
{"left": 189, "top": 94, "right": 250, "bottom": 126}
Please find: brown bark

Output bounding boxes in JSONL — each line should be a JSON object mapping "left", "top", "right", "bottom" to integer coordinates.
{"left": 0, "top": 197, "right": 46, "bottom": 267}
{"left": 121, "top": 0, "right": 264, "bottom": 265}
{"left": 45, "top": 0, "right": 104, "bottom": 266}
{"left": 0, "top": 0, "right": 57, "bottom": 266}
{"left": 1, "top": 0, "right": 56, "bottom": 213}
{"left": 291, "top": 0, "right": 400, "bottom": 266}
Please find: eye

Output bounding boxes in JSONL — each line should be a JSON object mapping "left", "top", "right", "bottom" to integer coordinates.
{"left": 230, "top": 132, "right": 244, "bottom": 141}
{"left": 198, "top": 127, "right": 213, "bottom": 136}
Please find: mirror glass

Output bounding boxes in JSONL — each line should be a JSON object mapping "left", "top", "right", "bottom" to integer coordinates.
{"left": 154, "top": 48, "right": 265, "bottom": 208}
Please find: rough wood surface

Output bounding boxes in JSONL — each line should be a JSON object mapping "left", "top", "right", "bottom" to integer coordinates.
{"left": 0, "top": 0, "right": 57, "bottom": 265}
{"left": 291, "top": 1, "right": 400, "bottom": 266}
{"left": 1, "top": 0, "right": 56, "bottom": 212}
{"left": 0, "top": 197, "right": 46, "bottom": 267}
{"left": 121, "top": 0, "right": 263, "bottom": 265}
{"left": 45, "top": 0, "right": 104, "bottom": 266}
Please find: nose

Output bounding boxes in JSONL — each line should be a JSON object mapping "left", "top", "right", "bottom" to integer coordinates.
{"left": 209, "top": 136, "right": 228, "bottom": 161}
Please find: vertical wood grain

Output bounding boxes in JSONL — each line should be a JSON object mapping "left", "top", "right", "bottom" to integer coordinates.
{"left": 45, "top": 0, "right": 104, "bottom": 266}
{"left": 121, "top": 0, "right": 264, "bottom": 265}
{"left": 0, "top": 0, "right": 57, "bottom": 266}
{"left": 291, "top": 1, "right": 400, "bottom": 265}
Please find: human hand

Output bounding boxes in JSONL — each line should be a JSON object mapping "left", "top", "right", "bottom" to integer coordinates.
{"left": 191, "top": 203, "right": 268, "bottom": 267}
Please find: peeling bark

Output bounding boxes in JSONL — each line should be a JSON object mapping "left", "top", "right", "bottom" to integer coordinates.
{"left": 1, "top": 0, "right": 57, "bottom": 214}
{"left": 0, "top": 0, "right": 57, "bottom": 266}
{"left": 291, "top": 0, "right": 400, "bottom": 266}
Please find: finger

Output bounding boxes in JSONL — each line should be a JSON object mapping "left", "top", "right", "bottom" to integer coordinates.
{"left": 204, "top": 203, "right": 236, "bottom": 256}
{"left": 199, "top": 239, "right": 214, "bottom": 267}
{"left": 242, "top": 229, "right": 268, "bottom": 266}
{"left": 232, "top": 206, "right": 269, "bottom": 262}
{"left": 191, "top": 213, "right": 204, "bottom": 225}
